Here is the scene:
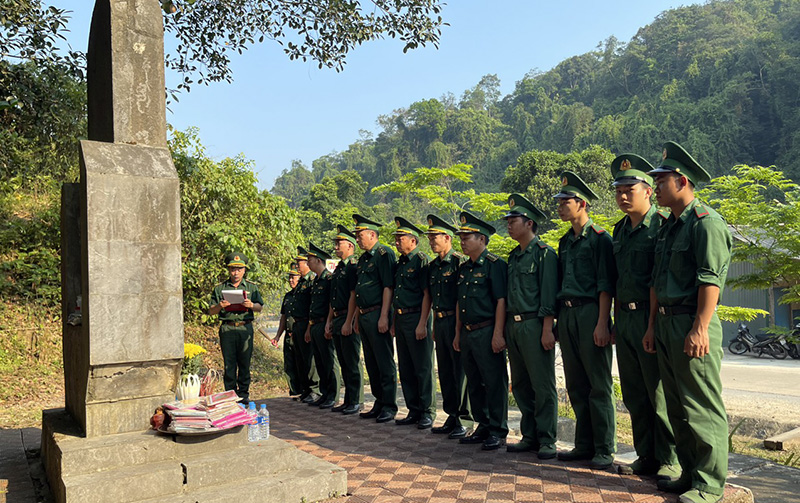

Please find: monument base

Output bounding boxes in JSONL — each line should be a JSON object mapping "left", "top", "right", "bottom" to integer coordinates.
{"left": 41, "top": 409, "right": 346, "bottom": 503}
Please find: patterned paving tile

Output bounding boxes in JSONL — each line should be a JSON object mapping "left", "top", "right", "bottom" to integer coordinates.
{"left": 269, "top": 397, "right": 739, "bottom": 503}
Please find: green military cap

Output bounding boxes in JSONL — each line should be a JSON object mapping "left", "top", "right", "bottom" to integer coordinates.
{"left": 424, "top": 214, "right": 458, "bottom": 237}
{"left": 392, "top": 216, "right": 423, "bottom": 238}
{"left": 611, "top": 154, "right": 654, "bottom": 186}
{"left": 455, "top": 210, "right": 496, "bottom": 238}
{"left": 352, "top": 213, "right": 381, "bottom": 233}
{"left": 306, "top": 242, "right": 332, "bottom": 261}
{"left": 504, "top": 193, "right": 547, "bottom": 224}
{"left": 295, "top": 246, "right": 308, "bottom": 262}
{"left": 333, "top": 224, "right": 357, "bottom": 245}
{"left": 647, "top": 141, "right": 711, "bottom": 186}
{"left": 553, "top": 171, "right": 599, "bottom": 202}
{"left": 287, "top": 265, "right": 301, "bottom": 277}
{"left": 225, "top": 252, "right": 248, "bottom": 268}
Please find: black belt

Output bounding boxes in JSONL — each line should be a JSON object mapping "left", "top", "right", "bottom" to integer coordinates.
{"left": 332, "top": 309, "right": 347, "bottom": 318}
{"left": 463, "top": 319, "right": 493, "bottom": 332}
{"left": 657, "top": 305, "right": 695, "bottom": 316}
{"left": 395, "top": 306, "right": 421, "bottom": 315}
{"left": 293, "top": 317, "right": 308, "bottom": 323}
{"left": 620, "top": 301, "right": 648, "bottom": 312}
{"left": 560, "top": 298, "right": 595, "bottom": 308}
{"left": 223, "top": 320, "right": 252, "bottom": 327}
{"left": 433, "top": 310, "right": 455, "bottom": 319}
{"left": 508, "top": 312, "right": 538, "bottom": 323}
{"left": 309, "top": 317, "right": 326, "bottom": 326}
{"left": 358, "top": 305, "right": 381, "bottom": 315}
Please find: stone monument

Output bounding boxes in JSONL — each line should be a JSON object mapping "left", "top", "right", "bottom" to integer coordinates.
{"left": 41, "top": 1, "right": 345, "bottom": 501}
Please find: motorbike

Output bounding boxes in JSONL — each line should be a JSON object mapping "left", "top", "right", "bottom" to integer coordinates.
{"left": 728, "top": 322, "right": 789, "bottom": 359}
{"left": 787, "top": 322, "right": 800, "bottom": 360}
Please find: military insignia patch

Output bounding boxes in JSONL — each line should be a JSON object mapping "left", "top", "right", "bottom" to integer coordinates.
{"left": 474, "top": 272, "right": 485, "bottom": 278}
{"left": 443, "top": 271, "right": 452, "bottom": 277}
{"left": 509, "top": 197, "right": 516, "bottom": 207}
{"left": 428, "top": 218, "right": 433, "bottom": 226}
{"left": 460, "top": 215, "right": 467, "bottom": 224}
{"left": 234, "top": 255, "right": 240, "bottom": 261}
{"left": 562, "top": 177, "right": 568, "bottom": 186}
{"left": 620, "top": 159, "right": 631, "bottom": 171}
{"left": 395, "top": 218, "right": 401, "bottom": 226}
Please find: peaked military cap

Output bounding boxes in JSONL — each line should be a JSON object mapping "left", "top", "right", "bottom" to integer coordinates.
{"left": 553, "top": 171, "right": 599, "bottom": 202}
{"left": 307, "top": 242, "right": 332, "bottom": 261}
{"left": 455, "top": 211, "right": 496, "bottom": 238}
{"left": 225, "top": 252, "right": 248, "bottom": 268}
{"left": 647, "top": 141, "right": 711, "bottom": 186}
{"left": 392, "top": 216, "right": 423, "bottom": 238}
{"left": 288, "top": 264, "right": 301, "bottom": 277}
{"left": 333, "top": 224, "right": 357, "bottom": 245}
{"left": 352, "top": 214, "right": 381, "bottom": 233}
{"left": 424, "top": 214, "right": 458, "bottom": 237}
{"left": 611, "top": 154, "right": 654, "bottom": 186}
{"left": 295, "top": 246, "right": 309, "bottom": 262}
{"left": 504, "top": 193, "right": 547, "bottom": 224}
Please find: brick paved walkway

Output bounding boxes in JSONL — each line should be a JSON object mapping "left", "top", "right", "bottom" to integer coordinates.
{"left": 267, "top": 396, "right": 746, "bottom": 503}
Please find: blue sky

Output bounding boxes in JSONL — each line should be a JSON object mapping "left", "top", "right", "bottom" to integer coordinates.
{"left": 61, "top": 1, "right": 694, "bottom": 189}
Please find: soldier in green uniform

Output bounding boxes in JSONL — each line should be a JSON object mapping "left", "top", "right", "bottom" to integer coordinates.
{"left": 293, "top": 246, "right": 321, "bottom": 403}
{"left": 454, "top": 211, "right": 509, "bottom": 451}
{"left": 553, "top": 172, "right": 617, "bottom": 470}
{"left": 325, "top": 225, "right": 364, "bottom": 414}
{"left": 392, "top": 217, "right": 436, "bottom": 429}
{"left": 209, "top": 253, "right": 264, "bottom": 403}
{"left": 273, "top": 267, "right": 303, "bottom": 398}
{"left": 610, "top": 154, "right": 680, "bottom": 479}
{"left": 353, "top": 214, "right": 398, "bottom": 423}
{"left": 305, "top": 243, "right": 341, "bottom": 409}
{"left": 503, "top": 195, "right": 559, "bottom": 460}
{"left": 425, "top": 214, "right": 470, "bottom": 439}
{"left": 647, "top": 142, "right": 731, "bottom": 503}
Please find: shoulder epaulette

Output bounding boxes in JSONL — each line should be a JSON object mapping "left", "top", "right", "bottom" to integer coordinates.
{"left": 486, "top": 252, "right": 499, "bottom": 262}
{"left": 378, "top": 246, "right": 387, "bottom": 255}
{"left": 694, "top": 205, "right": 709, "bottom": 218}
{"left": 537, "top": 241, "right": 548, "bottom": 249}
{"left": 591, "top": 223, "right": 606, "bottom": 234}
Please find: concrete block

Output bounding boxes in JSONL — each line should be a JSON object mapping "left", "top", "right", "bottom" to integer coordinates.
{"left": 87, "top": 361, "right": 179, "bottom": 402}
{"left": 63, "top": 459, "right": 183, "bottom": 503}
{"left": 84, "top": 394, "right": 174, "bottom": 437}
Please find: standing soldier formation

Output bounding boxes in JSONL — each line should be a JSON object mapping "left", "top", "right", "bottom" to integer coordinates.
{"left": 259, "top": 141, "right": 729, "bottom": 501}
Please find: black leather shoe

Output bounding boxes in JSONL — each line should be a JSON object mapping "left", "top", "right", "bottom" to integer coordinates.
{"left": 459, "top": 431, "right": 488, "bottom": 444}
{"left": 376, "top": 411, "right": 395, "bottom": 423}
{"left": 557, "top": 448, "right": 594, "bottom": 462}
{"left": 309, "top": 395, "right": 326, "bottom": 407}
{"left": 481, "top": 435, "right": 503, "bottom": 450}
{"left": 431, "top": 424, "right": 456, "bottom": 434}
{"left": 395, "top": 414, "right": 421, "bottom": 425}
{"left": 360, "top": 407, "right": 380, "bottom": 419}
{"left": 447, "top": 426, "right": 467, "bottom": 439}
{"left": 417, "top": 417, "right": 433, "bottom": 429}
{"left": 342, "top": 404, "right": 362, "bottom": 415}
{"left": 318, "top": 400, "right": 335, "bottom": 409}
{"left": 506, "top": 441, "right": 537, "bottom": 453}
{"left": 331, "top": 404, "right": 347, "bottom": 412}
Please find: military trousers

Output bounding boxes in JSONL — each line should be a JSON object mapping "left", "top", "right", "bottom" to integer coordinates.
{"left": 358, "top": 309, "right": 398, "bottom": 414}
{"left": 282, "top": 330, "right": 303, "bottom": 396}
{"left": 655, "top": 311, "right": 727, "bottom": 496}
{"left": 461, "top": 323, "right": 508, "bottom": 438}
{"left": 395, "top": 311, "right": 436, "bottom": 419}
{"left": 433, "top": 315, "right": 470, "bottom": 425}
{"left": 291, "top": 319, "right": 319, "bottom": 396}
{"left": 506, "top": 317, "right": 558, "bottom": 446}
{"left": 557, "top": 302, "right": 616, "bottom": 456}
{"left": 219, "top": 323, "right": 254, "bottom": 402}
{"left": 310, "top": 322, "right": 341, "bottom": 403}
{"left": 616, "top": 306, "right": 677, "bottom": 465}
{"left": 332, "top": 314, "right": 364, "bottom": 406}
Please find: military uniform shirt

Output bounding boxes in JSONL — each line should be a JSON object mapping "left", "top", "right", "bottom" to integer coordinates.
{"left": 457, "top": 249, "right": 508, "bottom": 324}
{"left": 280, "top": 288, "right": 295, "bottom": 316}
{"left": 309, "top": 269, "right": 332, "bottom": 319}
{"left": 330, "top": 255, "right": 358, "bottom": 311}
{"left": 210, "top": 278, "right": 264, "bottom": 322}
{"left": 613, "top": 206, "right": 668, "bottom": 304}
{"left": 394, "top": 247, "right": 430, "bottom": 309}
{"left": 652, "top": 199, "right": 732, "bottom": 306}
{"left": 557, "top": 219, "right": 616, "bottom": 299}
{"left": 507, "top": 236, "right": 558, "bottom": 317}
{"left": 289, "top": 272, "right": 314, "bottom": 318}
{"left": 428, "top": 249, "right": 465, "bottom": 311}
{"left": 355, "top": 242, "right": 396, "bottom": 308}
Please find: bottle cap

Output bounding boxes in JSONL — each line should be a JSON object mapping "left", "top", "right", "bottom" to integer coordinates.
{"left": 260, "top": 404, "right": 266, "bottom": 409}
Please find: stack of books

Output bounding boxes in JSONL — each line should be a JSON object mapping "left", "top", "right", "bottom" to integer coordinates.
{"left": 162, "top": 390, "right": 254, "bottom": 433}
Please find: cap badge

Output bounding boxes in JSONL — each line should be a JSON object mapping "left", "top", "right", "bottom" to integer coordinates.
{"left": 234, "top": 255, "right": 240, "bottom": 261}
{"left": 620, "top": 159, "right": 631, "bottom": 171}
{"left": 662, "top": 149, "right": 668, "bottom": 160}
{"left": 460, "top": 215, "right": 467, "bottom": 224}
{"left": 562, "top": 177, "right": 568, "bottom": 186}
{"left": 509, "top": 197, "right": 516, "bottom": 208}
{"left": 427, "top": 218, "right": 433, "bottom": 226}
{"left": 395, "top": 218, "right": 400, "bottom": 226}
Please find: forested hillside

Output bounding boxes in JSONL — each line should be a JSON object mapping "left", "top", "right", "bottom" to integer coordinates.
{"left": 273, "top": 0, "right": 800, "bottom": 239}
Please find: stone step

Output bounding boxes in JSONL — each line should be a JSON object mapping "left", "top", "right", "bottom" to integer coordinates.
{"left": 62, "top": 459, "right": 184, "bottom": 503}
{"left": 137, "top": 451, "right": 347, "bottom": 503}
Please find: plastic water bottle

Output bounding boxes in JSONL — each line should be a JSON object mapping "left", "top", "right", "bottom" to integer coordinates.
{"left": 247, "top": 402, "right": 259, "bottom": 442}
{"left": 259, "top": 404, "right": 270, "bottom": 440}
